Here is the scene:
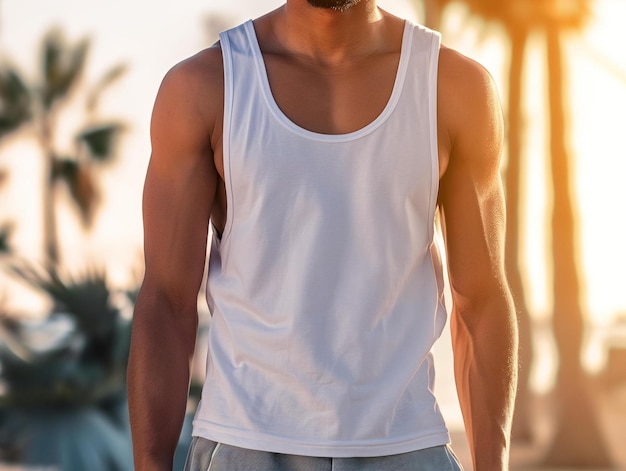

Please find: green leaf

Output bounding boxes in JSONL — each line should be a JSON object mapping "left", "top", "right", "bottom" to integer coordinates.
{"left": 0, "top": 315, "right": 35, "bottom": 362}
{"left": 8, "top": 263, "right": 118, "bottom": 341}
{"left": 77, "top": 123, "right": 124, "bottom": 161}
{"left": 52, "top": 157, "right": 78, "bottom": 181}
{"left": 41, "top": 29, "right": 90, "bottom": 110}
{"left": 6, "top": 263, "right": 126, "bottom": 371}
{"left": 0, "top": 66, "right": 33, "bottom": 139}
{"left": 0, "top": 262, "right": 132, "bottom": 417}
{"left": 0, "top": 223, "right": 13, "bottom": 253}
{"left": 53, "top": 158, "right": 98, "bottom": 226}
{"left": 86, "top": 64, "right": 128, "bottom": 112}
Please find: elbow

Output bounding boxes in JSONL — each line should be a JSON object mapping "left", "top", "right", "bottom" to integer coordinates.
{"left": 449, "top": 277, "right": 516, "bottom": 336}
{"left": 136, "top": 273, "right": 200, "bottom": 318}
{"left": 452, "top": 278, "right": 511, "bottom": 311}
{"left": 132, "top": 277, "right": 200, "bottom": 339}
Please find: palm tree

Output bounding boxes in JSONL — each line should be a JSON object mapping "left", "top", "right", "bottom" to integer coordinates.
{"left": 541, "top": 0, "right": 613, "bottom": 466}
{"left": 0, "top": 28, "right": 125, "bottom": 269}
{"left": 0, "top": 29, "right": 132, "bottom": 468}
{"left": 501, "top": 21, "right": 536, "bottom": 445}
{"left": 414, "top": 0, "right": 536, "bottom": 443}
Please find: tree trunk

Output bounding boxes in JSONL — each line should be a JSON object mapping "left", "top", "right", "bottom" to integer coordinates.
{"left": 542, "top": 22, "right": 613, "bottom": 468}
{"left": 504, "top": 23, "right": 534, "bottom": 444}
{"left": 421, "top": 0, "right": 442, "bottom": 29}
{"left": 41, "top": 119, "right": 59, "bottom": 269}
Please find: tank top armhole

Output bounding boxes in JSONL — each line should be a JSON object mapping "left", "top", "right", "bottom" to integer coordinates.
{"left": 217, "top": 29, "right": 235, "bottom": 246}
{"left": 427, "top": 30, "right": 442, "bottom": 242}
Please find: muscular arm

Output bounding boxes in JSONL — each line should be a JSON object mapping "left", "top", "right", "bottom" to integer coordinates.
{"left": 127, "top": 49, "right": 222, "bottom": 471}
{"left": 437, "top": 48, "right": 518, "bottom": 470}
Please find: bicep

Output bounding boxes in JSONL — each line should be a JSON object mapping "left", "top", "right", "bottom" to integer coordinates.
{"left": 142, "top": 63, "right": 218, "bottom": 304}
{"left": 438, "top": 60, "right": 506, "bottom": 308}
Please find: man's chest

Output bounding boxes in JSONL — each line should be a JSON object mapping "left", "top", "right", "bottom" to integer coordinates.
{"left": 261, "top": 51, "right": 400, "bottom": 136}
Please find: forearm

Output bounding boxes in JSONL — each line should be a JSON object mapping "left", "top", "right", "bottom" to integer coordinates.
{"left": 452, "top": 295, "right": 518, "bottom": 471}
{"left": 127, "top": 287, "right": 198, "bottom": 471}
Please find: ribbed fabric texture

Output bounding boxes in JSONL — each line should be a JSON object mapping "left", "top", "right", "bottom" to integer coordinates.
{"left": 192, "top": 20, "right": 450, "bottom": 458}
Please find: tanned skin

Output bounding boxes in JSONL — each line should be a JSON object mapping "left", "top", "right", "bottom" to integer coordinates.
{"left": 127, "top": 1, "right": 518, "bottom": 470}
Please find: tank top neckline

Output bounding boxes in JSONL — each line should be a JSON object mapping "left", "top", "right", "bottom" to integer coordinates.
{"left": 243, "top": 20, "right": 413, "bottom": 143}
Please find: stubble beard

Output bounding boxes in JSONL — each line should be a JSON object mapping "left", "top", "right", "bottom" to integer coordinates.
{"left": 306, "top": 0, "right": 362, "bottom": 12}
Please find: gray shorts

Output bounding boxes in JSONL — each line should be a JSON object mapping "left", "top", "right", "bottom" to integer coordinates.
{"left": 183, "top": 437, "right": 464, "bottom": 471}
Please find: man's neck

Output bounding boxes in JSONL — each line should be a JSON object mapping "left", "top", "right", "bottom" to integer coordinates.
{"left": 271, "top": 0, "right": 386, "bottom": 66}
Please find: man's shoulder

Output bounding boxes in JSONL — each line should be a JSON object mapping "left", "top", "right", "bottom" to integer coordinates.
{"left": 437, "top": 45, "right": 502, "bottom": 145}
{"left": 438, "top": 45, "right": 498, "bottom": 109}
{"left": 163, "top": 44, "right": 224, "bottom": 98}
{"left": 154, "top": 44, "right": 224, "bottom": 130}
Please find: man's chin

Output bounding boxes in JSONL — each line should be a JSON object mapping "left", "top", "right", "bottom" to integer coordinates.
{"left": 306, "top": 0, "right": 361, "bottom": 12}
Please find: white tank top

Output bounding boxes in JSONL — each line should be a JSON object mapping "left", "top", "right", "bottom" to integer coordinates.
{"left": 193, "top": 19, "right": 449, "bottom": 458}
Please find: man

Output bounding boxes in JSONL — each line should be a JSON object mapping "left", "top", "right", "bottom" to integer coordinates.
{"left": 127, "top": 0, "right": 518, "bottom": 470}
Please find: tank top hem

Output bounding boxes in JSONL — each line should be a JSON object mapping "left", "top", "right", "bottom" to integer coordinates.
{"left": 192, "top": 419, "right": 451, "bottom": 458}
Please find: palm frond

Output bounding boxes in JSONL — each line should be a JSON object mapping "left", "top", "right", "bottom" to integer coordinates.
{"left": 0, "top": 308, "right": 85, "bottom": 403}
{"left": 0, "top": 316, "right": 34, "bottom": 362}
{"left": 534, "top": 0, "right": 593, "bottom": 29}
{"left": 0, "top": 223, "right": 13, "bottom": 254}
{"left": 52, "top": 158, "right": 99, "bottom": 227}
{"left": 0, "top": 66, "right": 33, "bottom": 139}
{"left": 458, "top": 0, "right": 593, "bottom": 29}
{"left": 52, "top": 156, "right": 79, "bottom": 181}
{"left": 9, "top": 263, "right": 117, "bottom": 340}
{"left": 86, "top": 64, "right": 127, "bottom": 112}
{"left": 77, "top": 123, "right": 125, "bottom": 161}
{"left": 41, "top": 29, "right": 91, "bottom": 110}
{"left": 70, "top": 166, "right": 99, "bottom": 227}
{"left": 6, "top": 263, "right": 122, "bottom": 362}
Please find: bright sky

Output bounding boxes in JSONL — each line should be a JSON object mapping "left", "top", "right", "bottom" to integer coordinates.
{"left": 1, "top": 0, "right": 626, "bottom": 401}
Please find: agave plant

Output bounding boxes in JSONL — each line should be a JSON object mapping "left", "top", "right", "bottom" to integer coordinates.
{"left": 0, "top": 261, "right": 133, "bottom": 469}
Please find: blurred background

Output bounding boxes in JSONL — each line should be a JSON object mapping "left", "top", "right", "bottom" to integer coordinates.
{"left": 0, "top": 0, "right": 625, "bottom": 469}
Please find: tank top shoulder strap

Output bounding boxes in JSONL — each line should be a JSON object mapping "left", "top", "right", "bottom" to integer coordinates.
{"left": 218, "top": 20, "right": 264, "bottom": 128}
